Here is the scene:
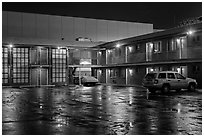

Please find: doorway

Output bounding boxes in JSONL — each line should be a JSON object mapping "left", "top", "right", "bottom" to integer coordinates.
{"left": 31, "top": 68, "right": 48, "bottom": 86}
{"left": 30, "top": 47, "right": 49, "bottom": 86}
{"left": 146, "top": 42, "right": 153, "bottom": 61}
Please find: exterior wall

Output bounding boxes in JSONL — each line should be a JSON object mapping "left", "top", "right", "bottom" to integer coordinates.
{"left": 3, "top": 11, "right": 153, "bottom": 46}
{"left": 97, "top": 50, "right": 106, "bottom": 65}
{"left": 126, "top": 66, "right": 146, "bottom": 85}
{"left": 97, "top": 68, "right": 106, "bottom": 83}
{"left": 187, "top": 63, "right": 202, "bottom": 88}
{"left": 106, "top": 46, "right": 126, "bottom": 64}
{"left": 187, "top": 31, "right": 202, "bottom": 59}
{"left": 126, "top": 42, "right": 146, "bottom": 63}
{"left": 105, "top": 67, "right": 126, "bottom": 85}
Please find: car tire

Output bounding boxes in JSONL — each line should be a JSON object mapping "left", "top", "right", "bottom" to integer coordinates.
{"left": 188, "top": 83, "right": 196, "bottom": 92}
{"left": 162, "top": 84, "right": 170, "bottom": 93}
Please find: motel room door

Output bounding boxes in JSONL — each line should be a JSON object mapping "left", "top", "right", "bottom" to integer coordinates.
{"left": 30, "top": 47, "right": 49, "bottom": 86}
{"left": 146, "top": 42, "right": 153, "bottom": 61}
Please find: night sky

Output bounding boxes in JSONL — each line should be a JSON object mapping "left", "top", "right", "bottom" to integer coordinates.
{"left": 2, "top": 2, "right": 202, "bottom": 29}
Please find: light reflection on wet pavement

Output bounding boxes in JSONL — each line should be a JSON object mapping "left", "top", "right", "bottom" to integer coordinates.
{"left": 2, "top": 85, "right": 202, "bottom": 135}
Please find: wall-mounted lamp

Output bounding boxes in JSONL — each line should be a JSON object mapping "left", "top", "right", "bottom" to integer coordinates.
{"left": 129, "top": 69, "right": 133, "bottom": 76}
{"left": 177, "top": 68, "right": 181, "bottom": 73}
{"left": 128, "top": 46, "right": 133, "bottom": 52}
{"left": 107, "top": 50, "right": 111, "bottom": 53}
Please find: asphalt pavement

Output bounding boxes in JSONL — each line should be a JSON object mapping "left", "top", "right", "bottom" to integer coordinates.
{"left": 2, "top": 85, "right": 202, "bottom": 135}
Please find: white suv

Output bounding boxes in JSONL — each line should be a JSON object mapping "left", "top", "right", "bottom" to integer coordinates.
{"left": 142, "top": 71, "right": 197, "bottom": 93}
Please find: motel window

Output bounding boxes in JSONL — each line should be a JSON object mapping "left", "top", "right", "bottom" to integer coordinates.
{"left": 12, "top": 48, "right": 29, "bottom": 84}
{"left": 136, "top": 44, "right": 140, "bottom": 51}
{"left": 128, "top": 44, "right": 140, "bottom": 53}
{"left": 153, "top": 41, "right": 162, "bottom": 53}
{"left": 2, "top": 47, "right": 9, "bottom": 84}
{"left": 52, "top": 48, "right": 67, "bottom": 83}
{"left": 168, "top": 39, "right": 178, "bottom": 51}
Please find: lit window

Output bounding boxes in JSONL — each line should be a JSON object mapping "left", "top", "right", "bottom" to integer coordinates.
{"left": 153, "top": 41, "right": 162, "bottom": 53}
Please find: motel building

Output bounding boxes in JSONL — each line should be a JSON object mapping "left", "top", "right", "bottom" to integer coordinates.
{"left": 2, "top": 11, "right": 202, "bottom": 89}
{"left": 92, "top": 22, "right": 202, "bottom": 88}
{"left": 2, "top": 11, "right": 153, "bottom": 87}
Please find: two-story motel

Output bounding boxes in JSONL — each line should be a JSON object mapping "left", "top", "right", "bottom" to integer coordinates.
{"left": 2, "top": 11, "right": 202, "bottom": 88}
{"left": 92, "top": 23, "right": 202, "bottom": 88}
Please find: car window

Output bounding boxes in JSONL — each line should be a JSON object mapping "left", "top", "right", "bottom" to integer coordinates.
{"left": 167, "top": 73, "right": 175, "bottom": 79}
{"left": 175, "top": 73, "right": 186, "bottom": 79}
{"left": 145, "top": 73, "right": 157, "bottom": 79}
{"left": 158, "top": 73, "right": 166, "bottom": 79}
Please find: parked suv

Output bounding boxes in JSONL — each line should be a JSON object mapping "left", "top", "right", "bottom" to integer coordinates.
{"left": 142, "top": 71, "right": 197, "bottom": 93}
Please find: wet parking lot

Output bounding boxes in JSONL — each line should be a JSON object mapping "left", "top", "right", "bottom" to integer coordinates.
{"left": 2, "top": 85, "right": 202, "bottom": 135}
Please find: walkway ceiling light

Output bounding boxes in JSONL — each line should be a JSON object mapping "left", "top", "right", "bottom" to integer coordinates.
{"left": 187, "top": 30, "right": 193, "bottom": 35}
{"left": 9, "top": 44, "right": 13, "bottom": 48}
{"left": 116, "top": 44, "right": 121, "bottom": 48}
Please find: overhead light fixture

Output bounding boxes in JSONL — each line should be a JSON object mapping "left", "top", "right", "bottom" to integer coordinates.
{"left": 9, "top": 44, "right": 13, "bottom": 48}
{"left": 76, "top": 37, "right": 92, "bottom": 42}
{"left": 187, "top": 30, "right": 193, "bottom": 35}
{"left": 116, "top": 44, "right": 121, "bottom": 48}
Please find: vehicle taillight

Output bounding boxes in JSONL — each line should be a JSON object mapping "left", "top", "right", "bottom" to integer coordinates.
{"left": 154, "top": 79, "right": 158, "bottom": 84}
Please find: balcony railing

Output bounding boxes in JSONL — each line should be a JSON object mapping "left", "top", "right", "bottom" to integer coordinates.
{"left": 96, "top": 46, "right": 202, "bottom": 65}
